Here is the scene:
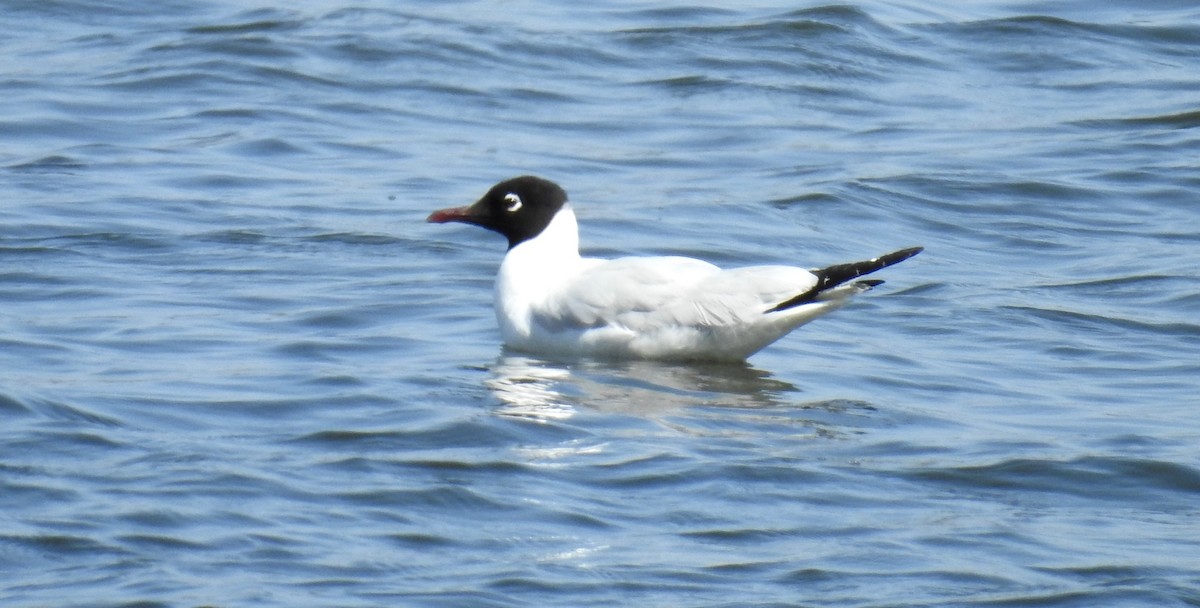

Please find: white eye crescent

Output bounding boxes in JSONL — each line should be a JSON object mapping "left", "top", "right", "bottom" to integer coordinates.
{"left": 504, "top": 193, "right": 522, "bottom": 212}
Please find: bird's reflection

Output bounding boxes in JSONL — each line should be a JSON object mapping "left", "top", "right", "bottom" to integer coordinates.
{"left": 486, "top": 352, "right": 804, "bottom": 421}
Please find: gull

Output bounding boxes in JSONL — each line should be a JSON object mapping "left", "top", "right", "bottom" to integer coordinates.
{"left": 428, "top": 176, "right": 921, "bottom": 362}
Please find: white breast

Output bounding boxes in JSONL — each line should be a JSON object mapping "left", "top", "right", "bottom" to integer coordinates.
{"left": 494, "top": 205, "right": 588, "bottom": 345}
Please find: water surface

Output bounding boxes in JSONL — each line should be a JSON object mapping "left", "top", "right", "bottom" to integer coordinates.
{"left": 3, "top": 1, "right": 1199, "bottom": 606}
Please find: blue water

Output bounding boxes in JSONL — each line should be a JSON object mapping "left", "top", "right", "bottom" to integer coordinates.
{"left": 3, "top": 1, "right": 1199, "bottom": 606}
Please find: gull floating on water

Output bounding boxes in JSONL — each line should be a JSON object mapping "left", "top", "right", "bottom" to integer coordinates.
{"left": 429, "top": 176, "right": 921, "bottom": 362}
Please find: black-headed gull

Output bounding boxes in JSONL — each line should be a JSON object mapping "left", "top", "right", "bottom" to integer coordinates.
{"left": 429, "top": 176, "right": 922, "bottom": 362}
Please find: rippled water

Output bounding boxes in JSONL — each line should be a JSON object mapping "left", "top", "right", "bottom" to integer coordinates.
{"left": 3, "top": 1, "right": 1199, "bottom": 606}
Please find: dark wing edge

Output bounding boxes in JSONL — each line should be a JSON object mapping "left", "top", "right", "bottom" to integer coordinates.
{"left": 766, "top": 246, "right": 923, "bottom": 313}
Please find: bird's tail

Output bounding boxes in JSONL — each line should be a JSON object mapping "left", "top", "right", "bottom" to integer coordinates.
{"left": 767, "top": 246, "right": 923, "bottom": 313}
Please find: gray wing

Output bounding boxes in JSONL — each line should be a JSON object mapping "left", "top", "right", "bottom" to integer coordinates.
{"left": 537, "top": 256, "right": 717, "bottom": 330}
{"left": 537, "top": 257, "right": 819, "bottom": 331}
{"left": 644, "top": 265, "right": 819, "bottom": 328}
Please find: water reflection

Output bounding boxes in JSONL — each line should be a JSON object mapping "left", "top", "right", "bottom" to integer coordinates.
{"left": 486, "top": 353, "right": 805, "bottom": 421}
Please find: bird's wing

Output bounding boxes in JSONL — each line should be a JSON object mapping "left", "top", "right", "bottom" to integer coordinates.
{"left": 536, "top": 257, "right": 819, "bottom": 332}
{"left": 535, "top": 256, "right": 718, "bottom": 330}
{"left": 643, "top": 266, "right": 819, "bottom": 328}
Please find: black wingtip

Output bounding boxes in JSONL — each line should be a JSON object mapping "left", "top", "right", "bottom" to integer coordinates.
{"left": 766, "top": 246, "right": 923, "bottom": 313}
{"left": 889, "top": 246, "right": 924, "bottom": 263}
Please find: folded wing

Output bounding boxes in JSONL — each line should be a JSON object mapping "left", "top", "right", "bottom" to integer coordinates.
{"left": 538, "top": 257, "right": 820, "bottom": 332}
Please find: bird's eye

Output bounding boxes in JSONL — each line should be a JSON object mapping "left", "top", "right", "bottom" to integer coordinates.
{"left": 504, "top": 193, "right": 522, "bottom": 212}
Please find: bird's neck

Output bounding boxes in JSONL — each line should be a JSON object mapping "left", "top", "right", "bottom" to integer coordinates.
{"left": 497, "top": 206, "right": 583, "bottom": 298}
{"left": 503, "top": 205, "right": 582, "bottom": 271}
{"left": 495, "top": 206, "right": 584, "bottom": 340}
